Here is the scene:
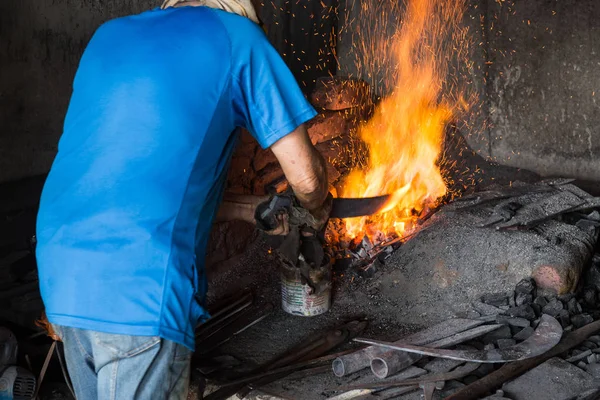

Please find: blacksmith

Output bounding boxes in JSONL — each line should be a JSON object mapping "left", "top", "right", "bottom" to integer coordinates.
{"left": 35, "top": 0, "right": 329, "bottom": 398}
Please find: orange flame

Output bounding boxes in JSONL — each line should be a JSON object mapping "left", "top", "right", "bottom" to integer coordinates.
{"left": 341, "top": 0, "right": 468, "bottom": 240}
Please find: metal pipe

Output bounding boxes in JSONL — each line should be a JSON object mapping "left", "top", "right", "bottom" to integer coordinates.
{"left": 446, "top": 319, "right": 600, "bottom": 400}
{"left": 332, "top": 319, "right": 485, "bottom": 377}
{"left": 368, "top": 323, "right": 503, "bottom": 379}
{"left": 371, "top": 351, "right": 422, "bottom": 379}
{"left": 332, "top": 348, "right": 373, "bottom": 377}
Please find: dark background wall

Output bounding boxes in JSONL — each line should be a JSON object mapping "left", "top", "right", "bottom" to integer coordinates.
{"left": 338, "top": 0, "right": 600, "bottom": 181}
{"left": 0, "top": 0, "right": 157, "bottom": 183}
{"left": 1, "top": 0, "right": 598, "bottom": 183}
{"left": 0, "top": 0, "right": 337, "bottom": 184}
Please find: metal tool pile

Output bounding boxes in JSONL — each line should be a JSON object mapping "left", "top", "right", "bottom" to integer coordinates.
{"left": 193, "top": 290, "right": 369, "bottom": 399}
{"left": 193, "top": 291, "right": 275, "bottom": 361}
{"left": 326, "top": 263, "right": 600, "bottom": 400}
{"left": 453, "top": 178, "right": 600, "bottom": 232}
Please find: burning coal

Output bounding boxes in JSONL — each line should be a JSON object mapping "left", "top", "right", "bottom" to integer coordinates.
{"left": 341, "top": 0, "right": 471, "bottom": 240}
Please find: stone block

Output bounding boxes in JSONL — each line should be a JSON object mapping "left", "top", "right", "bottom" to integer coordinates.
{"left": 515, "top": 292, "right": 532, "bottom": 306}
{"left": 205, "top": 220, "right": 257, "bottom": 272}
{"left": 309, "top": 76, "right": 372, "bottom": 111}
{"left": 515, "top": 278, "right": 536, "bottom": 295}
{"left": 542, "top": 299, "right": 564, "bottom": 318}
{"left": 572, "top": 314, "right": 595, "bottom": 329}
{"left": 252, "top": 164, "right": 284, "bottom": 195}
{"left": 586, "top": 363, "right": 600, "bottom": 379}
{"left": 253, "top": 147, "right": 278, "bottom": 172}
{"left": 503, "top": 357, "right": 600, "bottom": 400}
{"left": 305, "top": 110, "right": 357, "bottom": 145}
{"left": 482, "top": 292, "right": 509, "bottom": 306}
{"left": 513, "top": 326, "right": 534, "bottom": 341}
{"left": 506, "top": 305, "right": 536, "bottom": 320}
{"left": 482, "top": 325, "right": 512, "bottom": 344}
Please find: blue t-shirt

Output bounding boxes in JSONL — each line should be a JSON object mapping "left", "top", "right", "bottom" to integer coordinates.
{"left": 35, "top": 6, "right": 316, "bottom": 350}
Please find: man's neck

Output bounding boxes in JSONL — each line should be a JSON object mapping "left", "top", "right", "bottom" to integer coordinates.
{"left": 173, "top": 1, "right": 203, "bottom": 8}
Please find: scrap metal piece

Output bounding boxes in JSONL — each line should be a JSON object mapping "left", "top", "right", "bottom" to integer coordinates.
{"left": 452, "top": 185, "right": 556, "bottom": 209}
{"left": 558, "top": 183, "right": 594, "bottom": 200}
{"left": 446, "top": 318, "right": 600, "bottom": 400}
{"left": 495, "top": 191, "right": 585, "bottom": 230}
{"left": 330, "top": 195, "right": 391, "bottom": 219}
{"left": 198, "top": 303, "right": 275, "bottom": 354}
{"left": 370, "top": 324, "right": 503, "bottom": 378}
{"left": 196, "top": 291, "right": 253, "bottom": 332}
{"left": 479, "top": 202, "right": 522, "bottom": 227}
{"left": 332, "top": 319, "right": 486, "bottom": 377}
{"left": 572, "top": 197, "right": 600, "bottom": 213}
{"left": 330, "top": 367, "right": 427, "bottom": 400}
{"left": 422, "top": 382, "right": 436, "bottom": 400}
{"left": 221, "top": 349, "right": 360, "bottom": 388}
{"left": 327, "top": 389, "right": 373, "bottom": 400}
{"left": 205, "top": 320, "right": 368, "bottom": 400}
{"left": 376, "top": 386, "right": 420, "bottom": 399}
{"left": 355, "top": 315, "right": 562, "bottom": 364}
{"left": 336, "top": 362, "right": 480, "bottom": 392}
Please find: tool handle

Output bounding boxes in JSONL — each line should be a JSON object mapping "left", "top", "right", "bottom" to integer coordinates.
{"left": 254, "top": 195, "right": 293, "bottom": 231}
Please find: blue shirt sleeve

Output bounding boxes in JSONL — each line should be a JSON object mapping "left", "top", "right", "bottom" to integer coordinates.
{"left": 225, "top": 14, "right": 317, "bottom": 149}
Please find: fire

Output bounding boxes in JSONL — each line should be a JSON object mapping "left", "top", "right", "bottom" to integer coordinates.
{"left": 341, "top": 0, "right": 468, "bottom": 240}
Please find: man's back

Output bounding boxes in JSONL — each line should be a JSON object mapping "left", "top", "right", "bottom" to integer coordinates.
{"left": 36, "top": 6, "right": 316, "bottom": 349}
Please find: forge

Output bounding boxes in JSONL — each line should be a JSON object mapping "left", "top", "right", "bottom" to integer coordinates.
{"left": 1, "top": 0, "right": 600, "bottom": 399}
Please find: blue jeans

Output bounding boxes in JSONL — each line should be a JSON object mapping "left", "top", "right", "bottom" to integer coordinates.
{"left": 52, "top": 325, "right": 192, "bottom": 400}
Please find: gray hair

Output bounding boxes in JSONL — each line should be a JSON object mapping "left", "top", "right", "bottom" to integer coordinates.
{"left": 161, "top": 0, "right": 259, "bottom": 24}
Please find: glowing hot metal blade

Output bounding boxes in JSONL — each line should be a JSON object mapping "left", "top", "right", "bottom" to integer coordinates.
{"left": 329, "top": 195, "right": 391, "bottom": 219}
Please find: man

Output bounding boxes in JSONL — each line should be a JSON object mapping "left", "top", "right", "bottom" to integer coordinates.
{"left": 35, "top": 0, "right": 329, "bottom": 398}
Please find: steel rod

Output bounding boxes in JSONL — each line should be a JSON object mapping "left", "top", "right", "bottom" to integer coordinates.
{"left": 444, "top": 319, "right": 600, "bottom": 400}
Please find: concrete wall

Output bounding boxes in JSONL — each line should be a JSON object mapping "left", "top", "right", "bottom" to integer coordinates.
{"left": 0, "top": 0, "right": 158, "bottom": 183}
{"left": 338, "top": 0, "right": 600, "bottom": 181}
{"left": 0, "top": 0, "right": 336, "bottom": 184}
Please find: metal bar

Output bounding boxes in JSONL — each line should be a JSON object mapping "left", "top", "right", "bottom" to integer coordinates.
{"left": 445, "top": 318, "right": 600, "bottom": 400}
{"left": 198, "top": 303, "right": 274, "bottom": 354}
{"left": 356, "top": 315, "right": 562, "bottom": 364}
{"left": 204, "top": 320, "right": 367, "bottom": 400}
{"left": 195, "top": 295, "right": 254, "bottom": 341}
{"left": 370, "top": 324, "right": 502, "bottom": 378}
{"left": 332, "top": 319, "right": 484, "bottom": 377}
{"left": 220, "top": 348, "right": 361, "bottom": 387}
{"left": 337, "top": 362, "right": 480, "bottom": 392}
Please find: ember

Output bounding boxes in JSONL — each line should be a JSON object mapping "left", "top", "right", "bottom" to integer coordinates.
{"left": 340, "top": 0, "right": 470, "bottom": 240}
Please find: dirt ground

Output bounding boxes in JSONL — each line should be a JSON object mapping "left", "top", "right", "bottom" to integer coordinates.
{"left": 197, "top": 131, "right": 599, "bottom": 399}
{"left": 202, "top": 234, "right": 425, "bottom": 399}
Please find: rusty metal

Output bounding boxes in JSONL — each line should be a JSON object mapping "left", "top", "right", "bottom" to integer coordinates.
{"left": 220, "top": 348, "right": 361, "bottom": 387}
{"left": 198, "top": 303, "right": 274, "bottom": 355}
{"left": 204, "top": 320, "right": 367, "bottom": 400}
{"left": 333, "top": 318, "right": 486, "bottom": 377}
{"left": 422, "top": 382, "right": 436, "bottom": 400}
{"left": 337, "top": 362, "right": 480, "bottom": 392}
{"left": 377, "top": 386, "right": 420, "bottom": 399}
{"left": 370, "top": 324, "right": 503, "bottom": 378}
{"left": 329, "top": 367, "right": 427, "bottom": 400}
{"left": 356, "top": 315, "right": 562, "bottom": 364}
{"left": 195, "top": 291, "right": 254, "bottom": 341}
{"left": 445, "top": 318, "right": 600, "bottom": 400}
